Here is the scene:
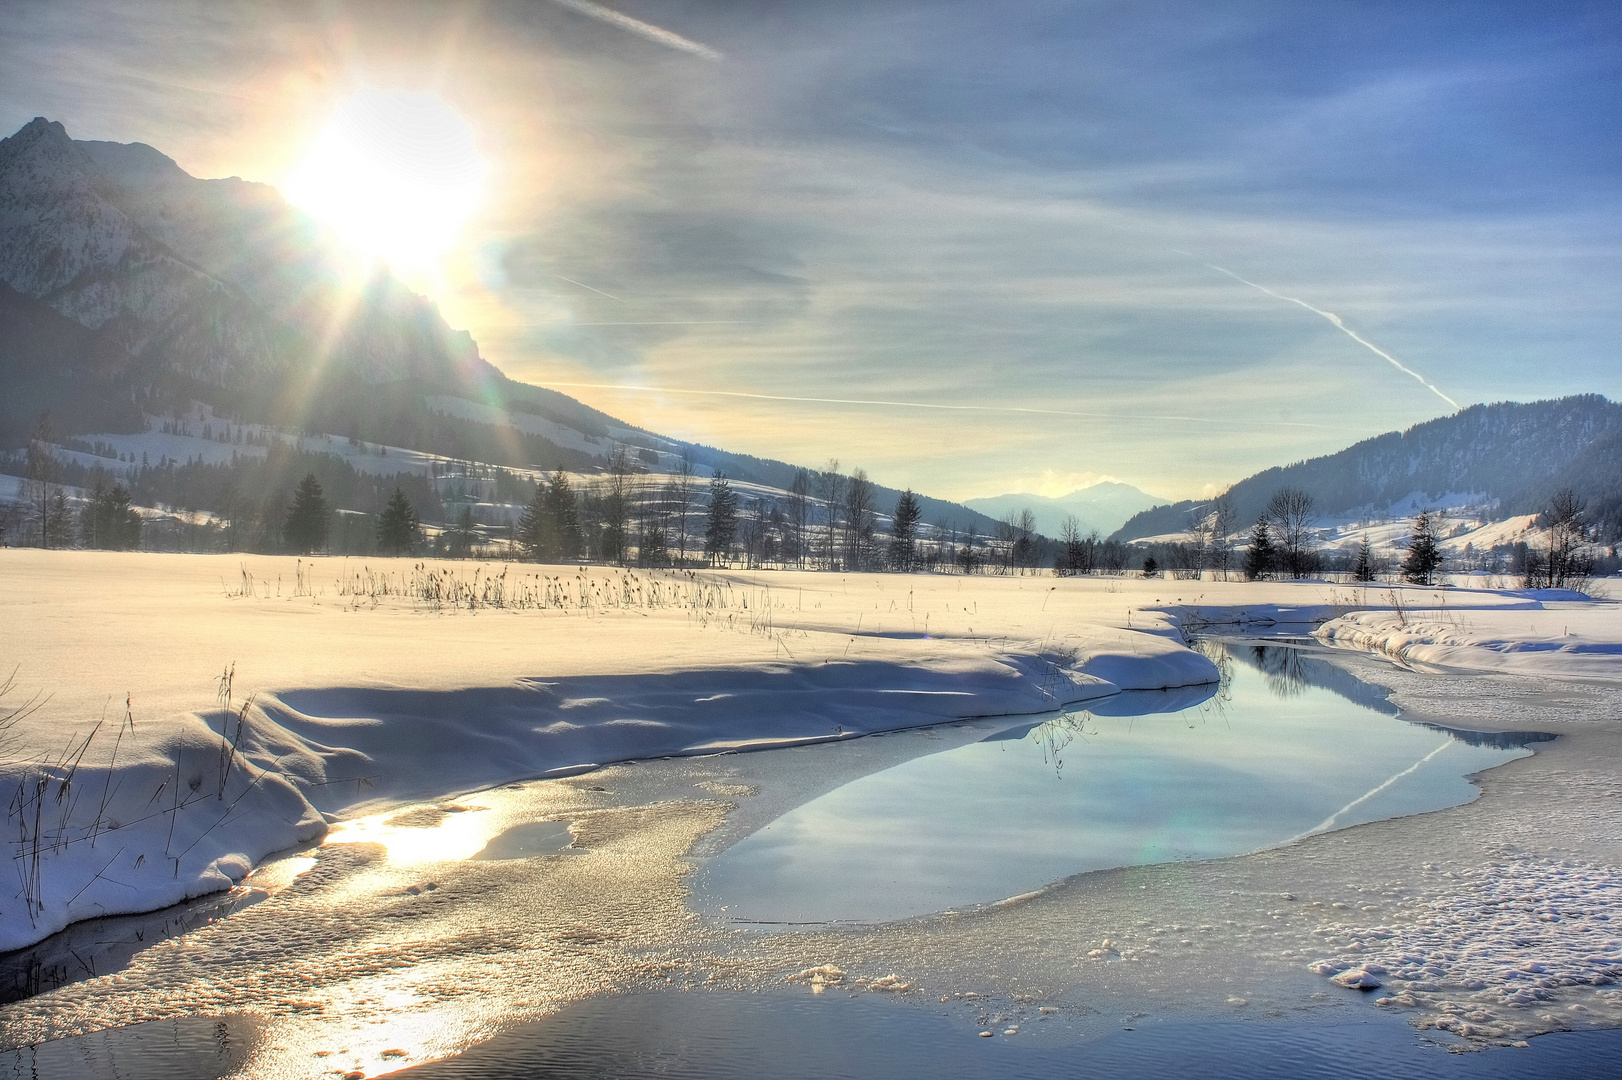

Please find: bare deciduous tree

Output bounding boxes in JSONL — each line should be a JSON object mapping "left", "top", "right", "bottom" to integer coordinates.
{"left": 665, "top": 450, "right": 698, "bottom": 565}
{"left": 1210, "top": 490, "right": 1237, "bottom": 580}
{"left": 1542, "top": 488, "right": 1592, "bottom": 590}
{"left": 843, "top": 468, "right": 876, "bottom": 570}
{"left": 818, "top": 460, "right": 844, "bottom": 569}
{"left": 1265, "top": 487, "right": 1317, "bottom": 578}
{"left": 788, "top": 468, "right": 811, "bottom": 569}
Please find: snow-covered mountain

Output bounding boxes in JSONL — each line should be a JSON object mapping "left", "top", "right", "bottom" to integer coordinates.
{"left": 964, "top": 482, "right": 1161, "bottom": 540}
{"left": 0, "top": 117, "right": 1013, "bottom": 540}
{"left": 1112, "top": 396, "right": 1622, "bottom": 542}
{"left": 0, "top": 116, "right": 495, "bottom": 443}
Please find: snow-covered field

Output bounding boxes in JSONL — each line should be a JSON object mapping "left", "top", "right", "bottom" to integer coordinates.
{"left": 3, "top": 550, "right": 1622, "bottom": 1068}
{"left": 0, "top": 550, "right": 1223, "bottom": 951}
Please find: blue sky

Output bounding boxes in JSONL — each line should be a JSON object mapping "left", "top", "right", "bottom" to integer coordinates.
{"left": 3, "top": 0, "right": 1618, "bottom": 499}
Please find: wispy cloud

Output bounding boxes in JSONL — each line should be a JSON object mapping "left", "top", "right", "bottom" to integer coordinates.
{"left": 542, "top": 382, "right": 1341, "bottom": 430}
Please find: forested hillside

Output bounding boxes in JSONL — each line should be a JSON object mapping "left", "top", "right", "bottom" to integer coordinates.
{"left": 1113, "top": 396, "right": 1622, "bottom": 542}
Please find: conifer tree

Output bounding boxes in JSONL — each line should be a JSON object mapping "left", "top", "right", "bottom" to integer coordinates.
{"left": 449, "top": 506, "right": 478, "bottom": 557}
{"left": 1243, "top": 517, "right": 1275, "bottom": 581}
{"left": 705, "top": 471, "right": 738, "bottom": 565}
{"left": 1353, "top": 534, "right": 1376, "bottom": 582}
{"left": 544, "top": 469, "right": 582, "bottom": 560}
{"left": 44, "top": 490, "right": 74, "bottom": 548}
{"left": 1402, "top": 510, "right": 1443, "bottom": 585}
{"left": 283, "top": 473, "right": 330, "bottom": 554}
{"left": 80, "top": 480, "right": 142, "bottom": 550}
{"left": 889, "top": 489, "right": 921, "bottom": 571}
{"left": 516, "top": 482, "right": 548, "bottom": 560}
{"left": 375, "top": 487, "right": 419, "bottom": 556}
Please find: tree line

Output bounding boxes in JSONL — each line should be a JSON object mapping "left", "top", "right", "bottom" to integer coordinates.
{"left": 7, "top": 411, "right": 1609, "bottom": 590}
{"left": 1130, "top": 484, "right": 1611, "bottom": 589}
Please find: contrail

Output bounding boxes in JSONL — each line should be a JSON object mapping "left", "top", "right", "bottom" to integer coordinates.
{"left": 542, "top": 382, "right": 1346, "bottom": 430}
{"left": 545, "top": 0, "right": 723, "bottom": 61}
{"left": 1290, "top": 739, "right": 1453, "bottom": 842}
{"left": 1202, "top": 261, "right": 1460, "bottom": 411}
{"left": 554, "top": 275, "right": 625, "bottom": 302}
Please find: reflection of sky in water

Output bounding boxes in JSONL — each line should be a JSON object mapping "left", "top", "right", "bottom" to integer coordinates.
{"left": 699, "top": 646, "right": 1536, "bottom": 925}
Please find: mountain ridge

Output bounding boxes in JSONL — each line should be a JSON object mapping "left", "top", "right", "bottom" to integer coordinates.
{"left": 964, "top": 482, "right": 1162, "bottom": 540}
{"left": 1111, "top": 395, "right": 1622, "bottom": 543}
{"left": 0, "top": 117, "right": 1011, "bottom": 539}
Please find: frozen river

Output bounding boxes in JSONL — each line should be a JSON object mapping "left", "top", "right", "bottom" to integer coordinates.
{"left": 3, "top": 638, "right": 1620, "bottom": 1078}
{"left": 700, "top": 643, "right": 1539, "bottom": 924}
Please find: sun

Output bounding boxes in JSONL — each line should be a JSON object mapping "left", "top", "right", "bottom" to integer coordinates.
{"left": 285, "top": 90, "right": 488, "bottom": 284}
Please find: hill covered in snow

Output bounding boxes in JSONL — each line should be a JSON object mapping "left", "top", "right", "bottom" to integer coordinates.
{"left": 1112, "top": 396, "right": 1622, "bottom": 544}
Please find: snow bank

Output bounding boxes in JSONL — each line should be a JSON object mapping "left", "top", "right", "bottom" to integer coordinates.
{"left": 3, "top": 647, "right": 1127, "bottom": 951}
{"left": 1314, "top": 601, "right": 1622, "bottom": 678}
{"left": 1, "top": 551, "right": 1229, "bottom": 951}
{"left": 0, "top": 710, "right": 329, "bottom": 952}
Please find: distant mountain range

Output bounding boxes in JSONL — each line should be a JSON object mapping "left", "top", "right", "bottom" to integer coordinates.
{"left": 1112, "top": 395, "right": 1622, "bottom": 542}
{"left": 5, "top": 117, "right": 1616, "bottom": 551}
{"left": 963, "top": 482, "right": 1162, "bottom": 540}
{"left": 0, "top": 117, "right": 1005, "bottom": 535}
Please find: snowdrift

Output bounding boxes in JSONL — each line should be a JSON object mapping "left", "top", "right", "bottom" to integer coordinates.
{"left": 1314, "top": 597, "right": 1622, "bottom": 678}
{"left": 1, "top": 552, "right": 1224, "bottom": 951}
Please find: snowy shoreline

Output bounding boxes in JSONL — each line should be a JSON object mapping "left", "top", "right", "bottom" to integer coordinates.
{"left": 3, "top": 550, "right": 1619, "bottom": 956}
{"left": 3, "top": 551, "right": 1217, "bottom": 952}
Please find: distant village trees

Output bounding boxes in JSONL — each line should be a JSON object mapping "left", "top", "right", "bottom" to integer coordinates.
{"left": 79, "top": 479, "right": 142, "bottom": 550}
{"left": 10, "top": 397, "right": 1609, "bottom": 587}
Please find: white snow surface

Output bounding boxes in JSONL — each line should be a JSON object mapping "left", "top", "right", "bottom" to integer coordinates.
{"left": 1314, "top": 598, "right": 1622, "bottom": 677}
{"left": 4, "top": 553, "right": 1619, "bottom": 955}
{"left": 1, "top": 552, "right": 1225, "bottom": 951}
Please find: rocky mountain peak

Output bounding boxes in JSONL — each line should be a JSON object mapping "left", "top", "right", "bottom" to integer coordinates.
{"left": 0, "top": 117, "right": 496, "bottom": 415}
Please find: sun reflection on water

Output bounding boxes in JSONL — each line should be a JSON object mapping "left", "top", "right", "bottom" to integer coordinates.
{"left": 323, "top": 803, "right": 500, "bottom": 864}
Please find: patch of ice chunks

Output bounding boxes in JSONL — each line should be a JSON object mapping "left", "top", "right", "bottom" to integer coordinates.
{"left": 1304, "top": 854, "right": 1622, "bottom": 1036}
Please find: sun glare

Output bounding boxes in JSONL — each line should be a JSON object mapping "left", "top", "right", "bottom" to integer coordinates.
{"left": 286, "top": 89, "right": 488, "bottom": 283}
